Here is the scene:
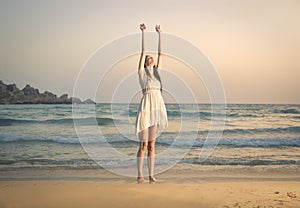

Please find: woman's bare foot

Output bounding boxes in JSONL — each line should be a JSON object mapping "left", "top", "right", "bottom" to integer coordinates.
{"left": 137, "top": 176, "right": 145, "bottom": 184}
{"left": 149, "top": 176, "right": 156, "bottom": 184}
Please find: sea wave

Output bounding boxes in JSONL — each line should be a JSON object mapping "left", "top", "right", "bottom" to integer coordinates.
{"left": 1, "top": 133, "right": 299, "bottom": 148}
{"left": 181, "top": 158, "right": 300, "bottom": 166}
{"left": 0, "top": 133, "right": 136, "bottom": 144}
{"left": 274, "top": 108, "right": 300, "bottom": 114}
{"left": 198, "top": 126, "right": 300, "bottom": 135}
{"left": 0, "top": 117, "right": 118, "bottom": 126}
{"left": 1, "top": 157, "right": 299, "bottom": 168}
{"left": 154, "top": 111, "right": 264, "bottom": 120}
{"left": 156, "top": 137, "right": 300, "bottom": 148}
{"left": 0, "top": 158, "right": 97, "bottom": 167}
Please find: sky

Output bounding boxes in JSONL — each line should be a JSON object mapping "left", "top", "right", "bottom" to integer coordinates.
{"left": 1, "top": 0, "right": 299, "bottom": 104}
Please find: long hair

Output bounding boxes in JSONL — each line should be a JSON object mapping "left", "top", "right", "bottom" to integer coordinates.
{"left": 143, "top": 55, "right": 163, "bottom": 93}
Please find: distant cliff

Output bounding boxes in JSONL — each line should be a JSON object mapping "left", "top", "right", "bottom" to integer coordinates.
{"left": 0, "top": 80, "right": 95, "bottom": 104}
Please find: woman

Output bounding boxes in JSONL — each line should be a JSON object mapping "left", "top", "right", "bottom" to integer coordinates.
{"left": 135, "top": 23, "right": 168, "bottom": 184}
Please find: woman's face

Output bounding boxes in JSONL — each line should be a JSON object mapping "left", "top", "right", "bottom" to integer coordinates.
{"left": 146, "top": 56, "right": 154, "bottom": 66}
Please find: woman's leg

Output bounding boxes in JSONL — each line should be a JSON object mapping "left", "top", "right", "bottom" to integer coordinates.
{"left": 137, "top": 129, "right": 148, "bottom": 183}
{"left": 147, "top": 125, "right": 158, "bottom": 183}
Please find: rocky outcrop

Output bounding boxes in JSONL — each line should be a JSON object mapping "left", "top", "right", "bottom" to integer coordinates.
{"left": 23, "top": 84, "right": 39, "bottom": 96}
{"left": 82, "top": 99, "right": 96, "bottom": 104}
{"left": 70, "top": 97, "right": 82, "bottom": 104}
{"left": 0, "top": 80, "right": 95, "bottom": 104}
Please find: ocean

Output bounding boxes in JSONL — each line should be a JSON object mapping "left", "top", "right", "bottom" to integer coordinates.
{"left": 0, "top": 104, "right": 300, "bottom": 179}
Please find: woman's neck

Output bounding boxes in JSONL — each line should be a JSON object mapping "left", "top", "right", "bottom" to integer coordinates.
{"left": 146, "top": 65, "right": 153, "bottom": 70}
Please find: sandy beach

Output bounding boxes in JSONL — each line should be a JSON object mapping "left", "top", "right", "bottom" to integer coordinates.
{"left": 0, "top": 180, "right": 299, "bottom": 208}
{"left": 1, "top": 0, "right": 300, "bottom": 207}
{"left": 1, "top": 163, "right": 300, "bottom": 208}
{"left": 1, "top": 104, "right": 300, "bottom": 208}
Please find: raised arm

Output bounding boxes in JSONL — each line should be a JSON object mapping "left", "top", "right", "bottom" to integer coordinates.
{"left": 155, "top": 25, "right": 162, "bottom": 69}
{"left": 138, "top": 23, "right": 146, "bottom": 71}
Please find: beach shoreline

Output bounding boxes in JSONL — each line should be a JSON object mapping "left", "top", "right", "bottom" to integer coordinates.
{"left": 1, "top": 163, "right": 300, "bottom": 182}
{"left": 1, "top": 179, "right": 299, "bottom": 208}
{"left": 1, "top": 165, "right": 300, "bottom": 208}
{"left": 1, "top": 104, "right": 299, "bottom": 207}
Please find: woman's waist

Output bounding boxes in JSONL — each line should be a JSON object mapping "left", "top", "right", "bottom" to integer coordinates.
{"left": 142, "top": 87, "right": 161, "bottom": 94}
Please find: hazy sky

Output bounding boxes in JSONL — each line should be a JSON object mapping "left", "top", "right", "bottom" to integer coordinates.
{"left": 1, "top": 0, "right": 299, "bottom": 103}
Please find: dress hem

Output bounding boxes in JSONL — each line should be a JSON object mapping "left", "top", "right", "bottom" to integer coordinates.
{"left": 135, "top": 123, "right": 168, "bottom": 136}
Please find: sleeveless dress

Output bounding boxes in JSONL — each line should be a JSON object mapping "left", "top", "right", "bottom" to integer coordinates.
{"left": 135, "top": 67, "right": 168, "bottom": 136}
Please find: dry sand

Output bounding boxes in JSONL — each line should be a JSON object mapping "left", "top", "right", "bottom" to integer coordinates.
{"left": 0, "top": 180, "right": 299, "bottom": 208}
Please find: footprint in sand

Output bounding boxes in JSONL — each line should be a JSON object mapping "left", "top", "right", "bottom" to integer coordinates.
{"left": 232, "top": 202, "right": 240, "bottom": 207}
{"left": 273, "top": 198, "right": 290, "bottom": 206}
{"left": 287, "top": 192, "right": 296, "bottom": 199}
{"left": 222, "top": 204, "right": 240, "bottom": 208}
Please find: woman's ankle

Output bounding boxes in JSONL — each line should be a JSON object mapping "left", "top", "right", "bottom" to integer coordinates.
{"left": 137, "top": 176, "right": 145, "bottom": 184}
{"left": 149, "top": 175, "right": 156, "bottom": 183}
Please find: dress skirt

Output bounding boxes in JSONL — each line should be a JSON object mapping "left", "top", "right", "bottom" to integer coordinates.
{"left": 135, "top": 90, "right": 168, "bottom": 136}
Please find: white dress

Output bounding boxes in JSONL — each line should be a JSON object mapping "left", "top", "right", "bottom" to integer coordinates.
{"left": 135, "top": 67, "right": 168, "bottom": 136}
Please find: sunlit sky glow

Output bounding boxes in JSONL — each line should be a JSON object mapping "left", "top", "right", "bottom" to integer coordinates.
{"left": 1, "top": 0, "right": 299, "bottom": 103}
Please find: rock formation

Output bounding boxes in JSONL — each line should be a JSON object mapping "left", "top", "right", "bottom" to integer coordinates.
{"left": 0, "top": 80, "right": 96, "bottom": 104}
